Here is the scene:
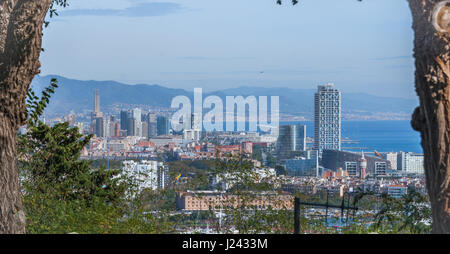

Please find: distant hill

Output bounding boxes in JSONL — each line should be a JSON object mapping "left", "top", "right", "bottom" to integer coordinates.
{"left": 31, "top": 75, "right": 419, "bottom": 119}
{"left": 31, "top": 75, "right": 191, "bottom": 113}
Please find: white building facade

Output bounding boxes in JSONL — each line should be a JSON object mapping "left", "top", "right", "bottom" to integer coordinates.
{"left": 121, "top": 160, "right": 169, "bottom": 192}
{"left": 314, "top": 84, "right": 341, "bottom": 155}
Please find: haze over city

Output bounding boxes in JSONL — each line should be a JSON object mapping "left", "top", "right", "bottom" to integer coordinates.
{"left": 39, "top": 0, "right": 415, "bottom": 98}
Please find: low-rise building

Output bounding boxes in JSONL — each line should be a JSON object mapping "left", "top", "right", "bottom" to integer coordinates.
{"left": 176, "top": 191, "right": 293, "bottom": 211}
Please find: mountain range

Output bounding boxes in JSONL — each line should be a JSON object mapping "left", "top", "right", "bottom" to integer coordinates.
{"left": 31, "top": 75, "right": 419, "bottom": 120}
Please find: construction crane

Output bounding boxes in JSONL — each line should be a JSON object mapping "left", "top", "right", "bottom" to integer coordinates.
{"left": 374, "top": 150, "right": 385, "bottom": 159}
{"left": 173, "top": 173, "right": 182, "bottom": 184}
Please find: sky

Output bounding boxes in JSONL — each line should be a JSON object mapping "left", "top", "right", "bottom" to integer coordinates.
{"left": 39, "top": 0, "right": 416, "bottom": 98}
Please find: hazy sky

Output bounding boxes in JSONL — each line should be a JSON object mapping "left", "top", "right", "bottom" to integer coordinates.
{"left": 39, "top": 0, "right": 415, "bottom": 98}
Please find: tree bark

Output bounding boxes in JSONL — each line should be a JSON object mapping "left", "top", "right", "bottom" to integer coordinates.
{"left": 0, "top": 0, "right": 51, "bottom": 234}
{"left": 409, "top": 0, "right": 450, "bottom": 233}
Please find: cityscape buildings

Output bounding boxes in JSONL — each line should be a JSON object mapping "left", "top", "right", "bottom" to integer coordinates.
{"left": 121, "top": 160, "right": 169, "bottom": 192}
{"left": 147, "top": 113, "right": 157, "bottom": 138}
{"left": 63, "top": 85, "right": 426, "bottom": 212}
{"left": 276, "top": 124, "right": 306, "bottom": 160}
{"left": 285, "top": 151, "right": 319, "bottom": 177}
{"left": 397, "top": 152, "right": 425, "bottom": 174}
{"left": 157, "top": 116, "right": 170, "bottom": 136}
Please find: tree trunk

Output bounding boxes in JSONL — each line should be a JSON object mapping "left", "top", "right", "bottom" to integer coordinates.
{"left": 409, "top": 0, "right": 450, "bottom": 233}
{"left": 0, "top": 0, "right": 51, "bottom": 234}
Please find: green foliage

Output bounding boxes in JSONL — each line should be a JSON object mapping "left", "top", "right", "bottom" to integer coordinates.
{"left": 373, "top": 189, "right": 432, "bottom": 234}
{"left": 20, "top": 79, "right": 166, "bottom": 234}
{"left": 252, "top": 146, "right": 263, "bottom": 162}
{"left": 19, "top": 121, "right": 128, "bottom": 204}
{"left": 89, "top": 159, "right": 124, "bottom": 171}
{"left": 44, "top": 0, "right": 69, "bottom": 27}
{"left": 26, "top": 78, "right": 58, "bottom": 126}
{"left": 276, "top": 0, "right": 299, "bottom": 5}
{"left": 166, "top": 160, "right": 214, "bottom": 190}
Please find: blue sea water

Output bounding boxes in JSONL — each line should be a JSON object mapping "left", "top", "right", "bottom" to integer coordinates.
{"left": 281, "top": 120, "right": 423, "bottom": 154}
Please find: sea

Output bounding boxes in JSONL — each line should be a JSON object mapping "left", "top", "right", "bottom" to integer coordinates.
{"left": 280, "top": 120, "right": 423, "bottom": 154}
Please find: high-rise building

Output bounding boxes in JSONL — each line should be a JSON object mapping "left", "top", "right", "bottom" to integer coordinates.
{"left": 182, "top": 113, "right": 202, "bottom": 141}
{"left": 94, "top": 116, "right": 104, "bottom": 137}
{"left": 397, "top": 152, "right": 424, "bottom": 174}
{"left": 120, "top": 110, "right": 129, "bottom": 131}
{"left": 147, "top": 113, "right": 157, "bottom": 138}
{"left": 91, "top": 90, "right": 103, "bottom": 135}
{"left": 132, "top": 108, "right": 142, "bottom": 137}
{"left": 385, "top": 152, "right": 398, "bottom": 170}
{"left": 127, "top": 117, "right": 135, "bottom": 136}
{"left": 276, "top": 124, "right": 306, "bottom": 159}
{"left": 314, "top": 84, "right": 341, "bottom": 155}
{"left": 142, "top": 121, "right": 149, "bottom": 138}
{"left": 107, "top": 115, "right": 119, "bottom": 137}
{"left": 157, "top": 116, "right": 170, "bottom": 136}
{"left": 191, "top": 113, "right": 201, "bottom": 130}
{"left": 94, "top": 89, "right": 100, "bottom": 115}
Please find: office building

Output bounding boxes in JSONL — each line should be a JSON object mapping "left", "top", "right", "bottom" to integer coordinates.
{"left": 94, "top": 116, "right": 104, "bottom": 137}
{"left": 157, "top": 116, "right": 170, "bottom": 136}
{"left": 285, "top": 150, "right": 319, "bottom": 177}
{"left": 397, "top": 152, "right": 424, "bottom": 174}
{"left": 147, "top": 113, "right": 157, "bottom": 138}
{"left": 276, "top": 124, "right": 306, "bottom": 159}
{"left": 142, "top": 122, "right": 149, "bottom": 138}
{"left": 127, "top": 117, "right": 135, "bottom": 136}
{"left": 132, "top": 108, "right": 142, "bottom": 137}
{"left": 375, "top": 161, "right": 387, "bottom": 176}
{"left": 120, "top": 110, "right": 129, "bottom": 131}
{"left": 91, "top": 90, "right": 103, "bottom": 135}
{"left": 386, "top": 152, "right": 398, "bottom": 170}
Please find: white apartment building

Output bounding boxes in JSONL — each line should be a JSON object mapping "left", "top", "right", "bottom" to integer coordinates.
{"left": 121, "top": 160, "right": 169, "bottom": 192}
{"left": 385, "top": 152, "right": 398, "bottom": 170}
{"left": 314, "top": 84, "right": 341, "bottom": 155}
{"left": 397, "top": 152, "right": 424, "bottom": 175}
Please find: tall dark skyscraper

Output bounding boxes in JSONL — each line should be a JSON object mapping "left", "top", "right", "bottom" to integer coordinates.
{"left": 91, "top": 90, "right": 103, "bottom": 135}
{"left": 157, "top": 116, "right": 170, "bottom": 136}
{"left": 314, "top": 84, "right": 341, "bottom": 155}
{"left": 120, "top": 110, "right": 129, "bottom": 131}
{"left": 276, "top": 124, "right": 306, "bottom": 159}
{"left": 127, "top": 117, "right": 135, "bottom": 136}
{"left": 94, "top": 117, "right": 104, "bottom": 137}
